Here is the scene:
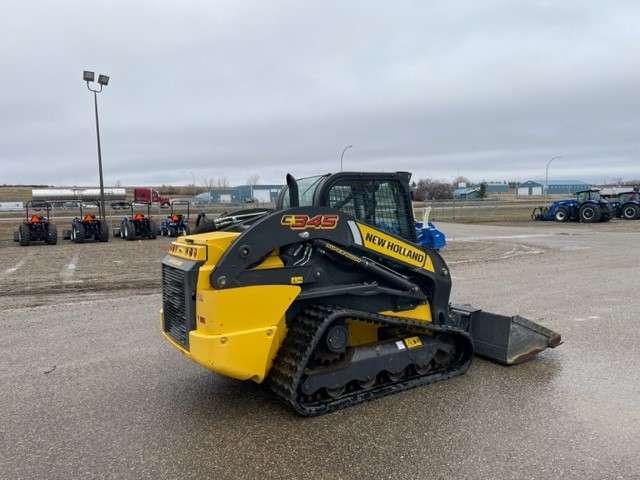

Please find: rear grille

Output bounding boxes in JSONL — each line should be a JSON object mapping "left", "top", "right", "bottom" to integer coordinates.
{"left": 162, "top": 258, "right": 199, "bottom": 349}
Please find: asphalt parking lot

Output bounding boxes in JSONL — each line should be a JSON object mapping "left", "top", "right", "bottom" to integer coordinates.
{"left": 1, "top": 220, "right": 639, "bottom": 479}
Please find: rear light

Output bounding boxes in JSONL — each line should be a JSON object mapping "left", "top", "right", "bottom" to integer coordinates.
{"left": 169, "top": 243, "right": 200, "bottom": 259}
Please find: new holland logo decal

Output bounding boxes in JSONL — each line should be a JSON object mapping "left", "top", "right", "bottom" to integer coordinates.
{"left": 357, "top": 223, "right": 434, "bottom": 271}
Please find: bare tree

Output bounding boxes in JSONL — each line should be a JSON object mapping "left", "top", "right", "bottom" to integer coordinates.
{"left": 431, "top": 181, "right": 454, "bottom": 200}
{"left": 451, "top": 175, "right": 472, "bottom": 188}
{"left": 216, "top": 177, "right": 229, "bottom": 188}
{"left": 609, "top": 177, "right": 623, "bottom": 186}
{"left": 412, "top": 179, "right": 430, "bottom": 201}
{"left": 247, "top": 174, "right": 260, "bottom": 185}
{"left": 413, "top": 178, "right": 454, "bottom": 200}
{"left": 202, "top": 177, "right": 216, "bottom": 190}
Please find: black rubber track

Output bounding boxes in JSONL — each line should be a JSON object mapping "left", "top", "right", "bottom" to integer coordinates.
{"left": 268, "top": 305, "right": 473, "bottom": 416}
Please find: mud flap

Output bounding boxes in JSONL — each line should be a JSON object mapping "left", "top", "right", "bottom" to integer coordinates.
{"left": 450, "top": 304, "right": 562, "bottom": 365}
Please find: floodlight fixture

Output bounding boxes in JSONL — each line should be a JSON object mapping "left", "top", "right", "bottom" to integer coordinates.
{"left": 83, "top": 70, "right": 95, "bottom": 82}
{"left": 98, "top": 74, "right": 109, "bottom": 86}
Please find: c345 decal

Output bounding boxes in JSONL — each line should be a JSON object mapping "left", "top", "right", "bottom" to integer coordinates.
{"left": 281, "top": 214, "right": 338, "bottom": 230}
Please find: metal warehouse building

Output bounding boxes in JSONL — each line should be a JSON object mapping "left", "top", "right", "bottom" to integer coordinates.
{"left": 195, "top": 184, "right": 284, "bottom": 204}
{"left": 453, "top": 187, "right": 481, "bottom": 200}
{"left": 484, "top": 181, "right": 510, "bottom": 193}
{"left": 517, "top": 180, "right": 590, "bottom": 196}
{"left": 453, "top": 181, "right": 509, "bottom": 199}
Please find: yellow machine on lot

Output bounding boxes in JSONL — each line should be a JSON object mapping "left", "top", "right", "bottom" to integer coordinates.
{"left": 160, "top": 172, "right": 561, "bottom": 415}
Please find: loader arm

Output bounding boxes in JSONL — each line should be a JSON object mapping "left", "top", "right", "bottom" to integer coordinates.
{"left": 209, "top": 206, "right": 452, "bottom": 325}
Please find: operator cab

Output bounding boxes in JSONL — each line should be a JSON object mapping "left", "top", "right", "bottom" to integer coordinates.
{"left": 575, "top": 189, "right": 602, "bottom": 203}
{"left": 618, "top": 191, "right": 639, "bottom": 203}
{"left": 277, "top": 171, "right": 416, "bottom": 241}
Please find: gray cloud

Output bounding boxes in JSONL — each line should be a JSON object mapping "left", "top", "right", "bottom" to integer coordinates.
{"left": 2, "top": 0, "right": 639, "bottom": 188}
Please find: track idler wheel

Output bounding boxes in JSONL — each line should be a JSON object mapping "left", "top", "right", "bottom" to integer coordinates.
{"left": 324, "top": 323, "right": 349, "bottom": 353}
{"left": 314, "top": 321, "right": 349, "bottom": 364}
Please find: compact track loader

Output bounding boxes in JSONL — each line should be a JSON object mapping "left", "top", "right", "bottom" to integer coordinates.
{"left": 161, "top": 172, "right": 561, "bottom": 415}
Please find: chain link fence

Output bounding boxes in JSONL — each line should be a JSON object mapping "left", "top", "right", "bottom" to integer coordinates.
{"left": 414, "top": 198, "right": 544, "bottom": 222}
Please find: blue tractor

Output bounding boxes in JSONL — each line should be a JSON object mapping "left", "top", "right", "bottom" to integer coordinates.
{"left": 111, "top": 201, "right": 158, "bottom": 240}
{"left": 531, "top": 189, "right": 613, "bottom": 223}
{"left": 159, "top": 200, "right": 191, "bottom": 237}
{"left": 13, "top": 201, "right": 58, "bottom": 246}
{"left": 65, "top": 201, "right": 109, "bottom": 243}
{"left": 607, "top": 190, "right": 640, "bottom": 220}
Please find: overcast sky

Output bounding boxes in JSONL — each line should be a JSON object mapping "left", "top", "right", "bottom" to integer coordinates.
{"left": 2, "top": 0, "right": 639, "bottom": 188}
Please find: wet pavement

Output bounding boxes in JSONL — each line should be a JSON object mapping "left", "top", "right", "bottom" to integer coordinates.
{"left": 1, "top": 221, "right": 639, "bottom": 479}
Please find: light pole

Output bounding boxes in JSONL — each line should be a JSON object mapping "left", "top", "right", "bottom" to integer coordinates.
{"left": 83, "top": 70, "right": 110, "bottom": 220}
{"left": 340, "top": 145, "right": 353, "bottom": 172}
{"left": 544, "top": 155, "right": 562, "bottom": 201}
{"left": 190, "top": 171, "right": 196, "bottom": 196}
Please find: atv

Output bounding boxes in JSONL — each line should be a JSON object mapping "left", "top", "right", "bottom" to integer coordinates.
{"left": 13, "top": 201, "right": 58, "bottom": 246}
{"left": 64, "top": 201, "right": 109, "bottom": 243}
{"left": 159, "top": 200, "right": 191, "bottom": 237}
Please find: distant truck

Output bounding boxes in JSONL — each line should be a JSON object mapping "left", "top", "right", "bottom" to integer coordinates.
{"left": 133, "top": 188, "right": 171, "bottom": 207}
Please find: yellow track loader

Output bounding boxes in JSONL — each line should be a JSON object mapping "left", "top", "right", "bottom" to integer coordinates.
{"left": 160, "top": 172, "right": 560, "bottom": 415}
